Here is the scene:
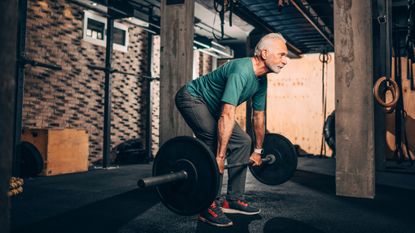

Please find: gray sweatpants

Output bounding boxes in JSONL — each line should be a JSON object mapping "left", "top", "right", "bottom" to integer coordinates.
{"left": 175, "top": 86, "right": 251, "bottom": 201}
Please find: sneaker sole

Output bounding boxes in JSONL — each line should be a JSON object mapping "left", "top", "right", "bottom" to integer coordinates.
{"left": 198, "top": 216, "right": 233, "bottom": 227}
{"left": 221, "top": 208, "right": 261, "bottom": 215}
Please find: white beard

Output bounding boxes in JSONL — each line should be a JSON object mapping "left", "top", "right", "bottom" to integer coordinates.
{"left": 265, "top": 61, "right": 281, "bottom": 74}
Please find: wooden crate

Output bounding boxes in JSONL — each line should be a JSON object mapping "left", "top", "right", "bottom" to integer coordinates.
{"left": 21, "top": 128, "right": 89, "bottom": 176}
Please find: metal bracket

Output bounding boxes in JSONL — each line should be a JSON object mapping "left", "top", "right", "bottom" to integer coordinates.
{"left": 377, "top": 15, "right": 388, "bottom": 24}
{"left": 19, "top": 56, "right": 62, "bottom": 70}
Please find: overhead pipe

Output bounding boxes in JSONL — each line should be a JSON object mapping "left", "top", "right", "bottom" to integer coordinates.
{"left": 290, "top": 0, "right": 334, "bottom": 48}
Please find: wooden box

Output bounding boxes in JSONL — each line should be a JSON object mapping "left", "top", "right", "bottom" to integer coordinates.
{"left": 21, "top": 128, "right": 89, "bottom": 176}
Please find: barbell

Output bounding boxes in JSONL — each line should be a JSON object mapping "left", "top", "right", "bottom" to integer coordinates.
{"left": 136, "top": 133, "right": 298, "bottom": 216}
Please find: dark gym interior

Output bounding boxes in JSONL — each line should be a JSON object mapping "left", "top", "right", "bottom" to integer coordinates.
{"left": 1, "top": 0, "right": 415, "bottom": 233}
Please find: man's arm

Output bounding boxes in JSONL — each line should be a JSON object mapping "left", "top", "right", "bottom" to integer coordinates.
{"left": 249, "top": 110, "right": 265, "bottom": 166}
{"left": 216, "top": 103, "right": 236, "bottom": 173}
{"left": 252, "top": 110, "right": 265, "bottom": 149}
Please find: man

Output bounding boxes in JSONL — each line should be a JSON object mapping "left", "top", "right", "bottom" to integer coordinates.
{"left": 175, "top": 33, "right": 288, "bottom": 227}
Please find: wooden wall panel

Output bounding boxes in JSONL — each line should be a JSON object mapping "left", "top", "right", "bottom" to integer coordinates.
{"left": 266, "top": 53, "right": 335, "bottom": 156}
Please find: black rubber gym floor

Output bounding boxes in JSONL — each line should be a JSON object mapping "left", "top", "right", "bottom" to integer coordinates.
{"left": 11, "top": 163, "right": 415, "bottom": 233}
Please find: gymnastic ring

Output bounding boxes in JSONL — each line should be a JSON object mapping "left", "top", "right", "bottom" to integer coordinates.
{"left": 373, "top": 76, "right": 400, "bottom": 108}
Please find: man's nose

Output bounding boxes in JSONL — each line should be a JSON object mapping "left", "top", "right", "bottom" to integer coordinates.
{"left": 281, "top": 57, "right": 288, "bottom": 65}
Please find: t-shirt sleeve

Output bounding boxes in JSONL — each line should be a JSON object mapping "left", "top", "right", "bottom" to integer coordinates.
{"left": 252, "top": 78, "right": 267, "bottom": 111}
{"left": 221, "top": 73, "right": 247, "bottom": 106}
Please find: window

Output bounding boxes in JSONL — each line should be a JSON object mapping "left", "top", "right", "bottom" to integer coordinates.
{"left": 112, "top": 22, "right": 128, "bottom": 52}
{"left": 86, "top": 18, "right": 105, "bottom": 40}
{"left": 113, "top": 27, "right": 126, "bottom": 46}
{"left": 83, "top": 11, "right": 129, "bottom": 52}
{"left": 112, "top": 23, "right": 129, "bottom": 52}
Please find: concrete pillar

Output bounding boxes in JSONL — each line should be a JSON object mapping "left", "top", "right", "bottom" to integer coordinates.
{"left": 334, "top": 0, "right": 375, "bottom": 198}
{"left": 0, "top": 0, "right": 19, "bottom": 232}
{"left": 159, "top": 0, "right": 195, "bottom": 144}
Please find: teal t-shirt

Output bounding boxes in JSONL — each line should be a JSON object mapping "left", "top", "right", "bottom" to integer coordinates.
{"left": 186, "top": 57, "right": 267, "bottom": 117}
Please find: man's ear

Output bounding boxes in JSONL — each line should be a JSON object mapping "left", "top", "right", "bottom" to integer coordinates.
{"left": 261, "top": 49, "right": 268, "bottom": 60}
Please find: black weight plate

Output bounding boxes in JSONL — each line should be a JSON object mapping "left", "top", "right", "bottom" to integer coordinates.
{"left": 19, "top": 141, "right": 44, "bottom": 178}
{"left": 153, "top": 136, "right": 219, "bottom": 216}
{"left": 249, "top": 133, "right": 298, "bottom": 185}
{"left": 323, "top": 111, "right": 336, "bottom": 152}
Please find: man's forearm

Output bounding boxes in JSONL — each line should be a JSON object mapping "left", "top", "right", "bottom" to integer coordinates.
{"left": 253, "top": 111, "right": 265, "bottom": 149}
{"left": 217, "top": 104, "right": 236, "bottom": 158}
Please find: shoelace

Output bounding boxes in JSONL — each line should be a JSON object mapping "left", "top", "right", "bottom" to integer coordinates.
{"left": 208, "top": 201, "right": 222, "bottom": 217}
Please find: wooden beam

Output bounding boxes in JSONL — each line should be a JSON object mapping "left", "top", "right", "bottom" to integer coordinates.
{"left": 0, "top": 0, "right": 18, "bottom": 231}
{"left": 334, "top": 0, "right": 375, "bottom": 198}
{"left": 159, "top": 0, "right": 195, "bottom": 144}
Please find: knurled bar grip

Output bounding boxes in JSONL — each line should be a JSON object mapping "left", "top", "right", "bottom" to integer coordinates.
{"left": 224, "top": 154, "right": 274, "bottom": 169}
{"left": 137, "top": 170, "right": 188, "bottom": 188}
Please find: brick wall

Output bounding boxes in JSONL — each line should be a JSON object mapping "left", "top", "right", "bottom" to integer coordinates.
{"left": 198, "top": 51, "right": 213, "bottom": 76}
{"left": 150, "top": 36, "right": 160, "bottom": 155}
{"left": 23, "top": 0, "right": 149, "bottom": 163}
{"left": 22, "top": 0, "right": 221, "bottom": 162}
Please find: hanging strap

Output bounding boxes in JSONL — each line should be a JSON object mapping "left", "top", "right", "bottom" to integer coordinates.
{"left": 373, "top": 0, "right": 400, "bottom": 112}
{"left": 377, "top": 0, "right": 392, "bottom": 79}
{"left": 319, "top": 50, "right": 331, "bottom": 157}
{"left": 412, "top": 57, "right": 415, "bottom": 91}
{"left": 393, "top": 42, "right": 404, "bottom": 162}
{"left": 213, "top": 0, "right": 226, "bottom": 39}
{"left": 392, "top": 43, "right": 413, "bottom": 164}
{"left": 402, "top": 110, "right": 414, "bottom": 164}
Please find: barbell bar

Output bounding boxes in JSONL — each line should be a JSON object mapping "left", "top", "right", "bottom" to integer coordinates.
{"left": 136, "top": 133, "right": 297, "bottom": 215}
{"left": 137, "top": 154, "right": 277, "bottom": 188}
{"left": 137, "top": 170, "right": 188, "bottom": 189}
{"left": 224, "top": 154, "right": 277, "bottom": 169}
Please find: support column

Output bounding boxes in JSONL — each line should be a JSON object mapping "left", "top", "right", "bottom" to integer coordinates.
{"left": 334, "top": 0, "right": 375, "bottom": 198}
{"left": 103, "top": 17, "right": 114, "bottom": 168}
{"left": 0, "top": 0, "right": 18, "bottom": 231}
{"left": 145, "top": 24, "right": 154, "bottom": 160}
{"left": 14, "top": 0, "right": 28, "bottom": 176}
{"left": 159, "top": 0, "right": 195, "bottom": 144}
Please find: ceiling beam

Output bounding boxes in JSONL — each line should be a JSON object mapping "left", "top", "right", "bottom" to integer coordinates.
{"left": 290, "top": 0, "right": 334, "bottom": 48}
{"left": 233, "top": 2, "right": 302, "bottom": 57}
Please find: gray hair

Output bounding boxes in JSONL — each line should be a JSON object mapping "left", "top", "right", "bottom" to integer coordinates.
{"left": 254, "top": 33, "right": 286, "bottom": 56}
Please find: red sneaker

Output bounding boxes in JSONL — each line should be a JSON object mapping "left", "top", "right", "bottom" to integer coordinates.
{"left": 198, "top": 201, "right": 233, "bottom": 227}
{"left": 222, "top": 199, "right": 261, "bottom": 215}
